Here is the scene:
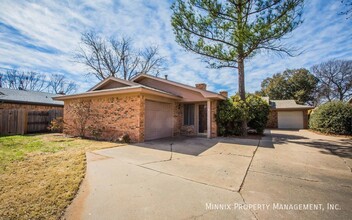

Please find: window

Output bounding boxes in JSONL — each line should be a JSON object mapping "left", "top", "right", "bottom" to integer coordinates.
{"left": 183, "top": 104, "right": 195, "bottom": 125}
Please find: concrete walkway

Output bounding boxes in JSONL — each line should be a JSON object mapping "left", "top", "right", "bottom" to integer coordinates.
{"left": 64, "top": 130, "right": 352, "bottom": 220}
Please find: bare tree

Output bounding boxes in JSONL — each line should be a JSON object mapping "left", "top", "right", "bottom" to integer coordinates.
{"left": 0, "top": 69, "right": 46, "bottom": 91}
{"left": 110, "top": 37, "right": 140, "bottom": 80}
{"left": 21, "top": 71, "right": 46, "bottom": 91}
{"left": 311, "top": 59, "right": 352, "bottom": 102}
{"left": 2, "top": 69, "right": 23, "bottom": 89}
{"left": 0, "top": 68, "right": 78, "bottom": 94}
{"left": 340, "top": 0, "right": 352, "bottom": 19}
{"left": 47, "top": 74, "right": 77, "bottom": 94}
{"left": 139, "top": 46, "right": 165, "bottom": 77}
{"left": 75, "top": 31, "right": 166, "bottom": 80}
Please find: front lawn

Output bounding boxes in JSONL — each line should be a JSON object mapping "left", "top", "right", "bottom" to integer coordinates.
{"left": 0, "top": 134, "right": 122, "bottom": 220}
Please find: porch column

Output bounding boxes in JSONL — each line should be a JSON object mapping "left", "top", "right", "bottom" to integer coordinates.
{"left": 207, "top": 99, "right": 211, "bottom": 138}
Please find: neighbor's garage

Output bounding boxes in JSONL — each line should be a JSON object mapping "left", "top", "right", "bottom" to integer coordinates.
{"left": 145, "top": 100, "right": 173, "bottom": 140}
{"left": 278, "top": 111, "right": 304, "bottom": 129}
{"left": 266, "top": 100, "right": 314, "bottom": 129}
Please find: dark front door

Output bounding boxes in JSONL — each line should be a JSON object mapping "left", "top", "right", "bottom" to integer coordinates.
{"left": 198, "top": 104, "right": 207, "bottom": 133}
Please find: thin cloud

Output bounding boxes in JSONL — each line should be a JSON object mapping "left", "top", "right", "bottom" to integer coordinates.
{"left": 0, "top": 0, "right": 351, "bottom": 95}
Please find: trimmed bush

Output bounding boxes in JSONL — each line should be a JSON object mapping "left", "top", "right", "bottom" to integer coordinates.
{"left": 246, "top": 95, "right": 271, "bottom": 134}
{"left": 217, "top": 94, "right": 270, "bottom": 135}
{"left": 309, "top": 101, "right": 352, "bottom": 135}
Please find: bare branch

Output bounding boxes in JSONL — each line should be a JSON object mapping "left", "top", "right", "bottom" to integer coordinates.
{"left": 74, "top": 31, "right": 166, "bottom": 80}
{"left": 311, "top": 59, "right": 352, "bottom": 102}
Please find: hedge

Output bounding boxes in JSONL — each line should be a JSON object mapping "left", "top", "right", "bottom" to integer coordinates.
{"left": 217, "top": 94, "right": 270, "bottom": 135}
{"left": 309, "top": 101, "right": 352, "bottom": 135}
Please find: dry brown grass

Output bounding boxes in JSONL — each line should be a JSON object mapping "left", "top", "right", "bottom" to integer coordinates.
{"left": 0, "top": 134, "right": 122, "bottom": 220}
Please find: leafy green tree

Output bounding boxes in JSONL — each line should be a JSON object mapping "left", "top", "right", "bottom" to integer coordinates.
{"left": 259, "top": 69, "right": 318, "bottom": 105}
{"left": 171, "top": 0, "right": 304, "bottom": 135}
{"left": 260, "top": 72, "right": 291, "bottom": 99}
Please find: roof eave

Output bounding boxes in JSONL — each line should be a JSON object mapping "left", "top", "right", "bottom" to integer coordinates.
{"left": 0, "top": 99, "right": 63, "bottom": 106}
{"left": 53, "top": 87, "right": 181, "bottom": 101}
{"left": 203, "top": 94, "right": 226, "bottom": 100}
{"left": 272, "top": 107, "right": 315, "bottom": 110}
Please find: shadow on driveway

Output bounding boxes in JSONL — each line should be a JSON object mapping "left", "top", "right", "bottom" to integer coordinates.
{"left": 262, "top": 129, "right": 352, "bottom": 158}
{"left": 132, "top": 136, "right": 260, "bottom": 156}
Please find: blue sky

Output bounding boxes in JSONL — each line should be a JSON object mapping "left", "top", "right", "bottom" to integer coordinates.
{"left": 0, "top": 0, "right": 351, "bottom": 95}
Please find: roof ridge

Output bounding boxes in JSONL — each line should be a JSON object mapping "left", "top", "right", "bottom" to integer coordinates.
{"left": 132, "top": 73, "right": 224, "bottom": 98}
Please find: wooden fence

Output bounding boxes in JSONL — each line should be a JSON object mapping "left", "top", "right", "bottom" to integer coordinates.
{"left": 0, "top": 109, "right": 63, "bottom": 135}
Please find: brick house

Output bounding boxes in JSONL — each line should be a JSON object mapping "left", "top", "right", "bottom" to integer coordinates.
{"left": 0, "top": 88, "right": 63, "bottom": 110}
{"left": 266, "top": 99, "right": 314, "bottom": 129}
{"left": 54, "top": 74, "right": 226, "bottom": 142}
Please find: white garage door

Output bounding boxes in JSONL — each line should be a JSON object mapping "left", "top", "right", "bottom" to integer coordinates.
{"left": 145, "top": 100, "right": 173, "bottom": 140}
{"left": 278, "top": 111, "right": 304, "bottom": 129}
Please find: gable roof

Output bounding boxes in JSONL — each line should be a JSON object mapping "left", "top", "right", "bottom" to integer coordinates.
{"left": 53, "top": 85, "right": 182, "bottom": 101}
{"left": 88, "top": 76, "right": 139, "bottom": 91}
{"left": 0, "top": 88, "right": 63, "bottom": 106}
{"left": 55, "top": 74, "right": 225, "bottom": 101}
{"left": 270, "top": 100, "right": 314, "bottom": 110}
{"left": 132, "top": 73, "right": 226, "bottom": 100}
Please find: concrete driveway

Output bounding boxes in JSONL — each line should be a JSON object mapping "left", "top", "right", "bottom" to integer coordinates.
{"left": 64, "top": 130, "right": 352, "bottom": 220}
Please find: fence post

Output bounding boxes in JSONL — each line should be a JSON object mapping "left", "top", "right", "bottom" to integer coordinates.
{"left": 17, "top": 109, "right": 22, "bottom": 134}
{"left": 22, "top": 110, "right": 28, "bottom": 134}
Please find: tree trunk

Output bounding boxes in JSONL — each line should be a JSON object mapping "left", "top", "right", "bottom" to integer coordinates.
{"left": 238, "top": 58, "right": 247, "bottom": 136}
{"left": 339, "top": 92, "right": 344, "bottom": 101}
{"left": 238, "top": 58, "right": 245, "bottom": 100}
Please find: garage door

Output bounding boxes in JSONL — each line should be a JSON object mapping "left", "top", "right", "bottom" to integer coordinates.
{"left": 145, "top": 100, "right": 173, "bottom": 140}
{"left": 278, "top": 111, "right": 303, "bottom": 129}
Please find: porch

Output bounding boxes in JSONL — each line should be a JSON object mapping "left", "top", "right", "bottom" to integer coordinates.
{"left": 177, "top": 100, "right": 218, "bottom": 138}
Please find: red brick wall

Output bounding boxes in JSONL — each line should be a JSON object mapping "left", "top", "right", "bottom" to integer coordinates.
{"left": 303, "top": 110, "right": 309, "bottom": 129}
{"left": 63, "top": 94, "right": 220, "bottom": 142}
{"left": 173, "top": 102, "right": 182, "bottom": 136}
{"left": 0, "top": 103, "right": 63, "bottom": 111}
{"left": 63, "top": 94, "right": 143, "bottom": 142}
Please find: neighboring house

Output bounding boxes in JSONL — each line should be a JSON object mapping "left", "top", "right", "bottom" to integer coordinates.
{"left": 54, "top": 74, "right": 227, "bottom": 142}
{"left": 0, "top": 88, "right": 63, "bottom": 110}
{"left": 266, "top": 99, "right": 314, "bottom": 129}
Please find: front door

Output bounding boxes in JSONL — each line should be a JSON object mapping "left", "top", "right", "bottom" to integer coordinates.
{"left": 198, "top": 104, "right": 207, "bottom": 134}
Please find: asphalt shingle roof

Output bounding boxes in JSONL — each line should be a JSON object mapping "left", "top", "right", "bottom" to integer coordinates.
{"left": 0, "top": 88, "right": 63, "bottom": 106}
{"left": 270, "top": 99, "right": 313, "bottom": 110}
